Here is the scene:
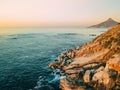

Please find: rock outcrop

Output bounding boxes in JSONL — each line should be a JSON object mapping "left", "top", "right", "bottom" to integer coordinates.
{"left": 89, "top": 18, "right": 119, "bottom": 28}
{"left": 49, "top": 24, "right": 120, "bottom": 90}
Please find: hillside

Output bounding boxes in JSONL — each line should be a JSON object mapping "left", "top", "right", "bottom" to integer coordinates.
{"left": 89, "top": 18, "right": 119, "bottom": 28}
{"left": 49, "top": 24, "right": 120, "bottom": 90}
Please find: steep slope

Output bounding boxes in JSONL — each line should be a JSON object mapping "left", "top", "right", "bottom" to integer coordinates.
{"left": 49, "top": 24, "right": 120, "bottom": 90}
{"left": 89, "top": 18, "right": 119, "bottom": 28}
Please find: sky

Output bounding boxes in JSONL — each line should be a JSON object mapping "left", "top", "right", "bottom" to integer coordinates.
{"left": 0, "top": 0, "right": 120, "bottom": 27}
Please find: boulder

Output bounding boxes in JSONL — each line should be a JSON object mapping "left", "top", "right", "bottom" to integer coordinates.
{"left": 92, "top": 71, "right": 115, "bottom": 89}
{"left": 60, "top": 78, "right": 85, "bottom": 90}
{"left": 83, "top": 70, "right": 92, "bottom": 83}
{"left": 96, "top": 66, "right": 105, "bottom": 72}
{"left": 105, "top": 54, "right": 120, "bottom": 72}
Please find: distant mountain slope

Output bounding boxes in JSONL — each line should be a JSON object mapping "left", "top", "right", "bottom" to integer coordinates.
{"left": 89, "top": 18, "right": 119, "bottom": 28}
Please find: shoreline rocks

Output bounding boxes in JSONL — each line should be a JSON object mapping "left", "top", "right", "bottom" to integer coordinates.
{"left": 49, "top": 24, "right": 120, "bottom": 90}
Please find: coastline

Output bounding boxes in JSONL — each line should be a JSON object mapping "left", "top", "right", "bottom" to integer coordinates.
{"left": 49, "top": 24, "right": 120, "bottom": 90}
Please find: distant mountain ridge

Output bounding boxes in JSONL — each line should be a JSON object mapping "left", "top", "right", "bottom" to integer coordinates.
{"left": 89, "top": 18, "right": 119, "bottom": 28}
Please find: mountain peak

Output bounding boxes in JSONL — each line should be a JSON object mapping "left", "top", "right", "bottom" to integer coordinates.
{"left": 107, "top": 18, "right": 113, "bottom": 21}
{"left": 89, "top": 18, "right": 119, "bottom": 28}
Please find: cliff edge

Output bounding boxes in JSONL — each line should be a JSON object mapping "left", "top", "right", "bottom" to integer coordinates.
{"left": 49, "top": 24, "right": 120, "bottom": 90}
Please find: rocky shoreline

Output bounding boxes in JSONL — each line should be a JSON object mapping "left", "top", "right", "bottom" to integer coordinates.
{"left": 49, "top": 24, "right": 120, "bottom": 90}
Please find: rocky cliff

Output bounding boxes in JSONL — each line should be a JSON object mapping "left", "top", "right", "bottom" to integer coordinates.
{"left": 49, "top": 24, "right": 120, "bottom": 90}
{"left": 89, "top": 18, "right": 119, "bottom": 28}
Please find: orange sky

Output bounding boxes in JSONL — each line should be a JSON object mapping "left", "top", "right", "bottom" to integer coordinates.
{"left": 0, "top": 0, "right": 120, "bottom": 27}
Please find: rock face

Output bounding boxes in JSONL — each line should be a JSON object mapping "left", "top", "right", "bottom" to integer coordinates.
{"left": 89, "top": 18, "right": 119, "bottom": 28}
{"left": 49, "top": 24, "right": 120, "bottom": 90}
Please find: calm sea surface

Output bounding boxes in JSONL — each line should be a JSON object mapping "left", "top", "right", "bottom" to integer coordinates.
{"left": 0, "top": 27, "right": 107, "bottom": 90}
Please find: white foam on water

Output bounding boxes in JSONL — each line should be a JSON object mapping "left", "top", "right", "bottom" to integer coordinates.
{"left": 31, "top": 69, "right": 61, "bottom": 90}
{"left": 32, "top": 76, "right": 44, "bottom": 90}
{"left": 60, "top": 76, "right": 66, "bottom": 79}
{"left": 49, "top": 69, "right": 61, "bottom": 83}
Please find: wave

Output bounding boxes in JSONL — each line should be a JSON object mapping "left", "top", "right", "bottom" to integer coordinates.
{"left": 31, "top": 69, "right": 61, "bottom": 90}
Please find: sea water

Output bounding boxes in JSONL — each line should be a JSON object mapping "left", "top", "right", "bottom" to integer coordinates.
{"left": 0, "top": 27, "right": 107, "bottom": 90}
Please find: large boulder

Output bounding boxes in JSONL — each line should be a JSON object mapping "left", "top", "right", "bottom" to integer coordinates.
{"left": 105, "top": 54, "right": 120, "bottom": 72}
{"left": 92, "top": 71, "right": 115, "bottom": 89}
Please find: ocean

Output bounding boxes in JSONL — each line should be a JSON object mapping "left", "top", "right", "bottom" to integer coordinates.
{"left": 0, "top": 27, "right": 107, "bottom": 90}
